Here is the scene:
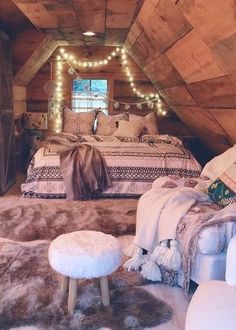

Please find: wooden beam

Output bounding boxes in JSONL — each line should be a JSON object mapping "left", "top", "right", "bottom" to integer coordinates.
{"left": 13, "top": 34, "right": 60, "bottom": 87}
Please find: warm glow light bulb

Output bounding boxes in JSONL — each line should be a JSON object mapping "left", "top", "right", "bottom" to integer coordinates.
{"left": 116, "top": 47, "right": 120, "bottom": 52}
{"left": 56, "top": 55, "right": 61, "bottom": 60}
{"left": 60, "top": 48, "right": 65, "bottom": 54}
{"left": 107, "top": 56, "right": 112, "bottom": 60}
{"left": 112, "top": 51, "right": 116, "bottom": 56}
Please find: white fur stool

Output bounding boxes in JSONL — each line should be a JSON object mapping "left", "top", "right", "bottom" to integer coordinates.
{"left": 185, "top": 235, "right": 236, "bottom": 330}
{"left": 48, "top": 230, "right": 123, "bottom": 313}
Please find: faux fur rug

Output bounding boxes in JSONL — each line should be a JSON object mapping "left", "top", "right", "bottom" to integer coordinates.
{"left": 0, "top": 240, "right": 173, "bottom": 330}
{"left": 0, "top": 199, "right": 138, "bottom": 241}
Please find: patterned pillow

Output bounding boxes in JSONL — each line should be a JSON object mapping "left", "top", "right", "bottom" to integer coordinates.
{"left": 96, "top": 112, "right": 128, "bottom": 136}
{"left": 129, "top": 112, "right": 159, "bottom": 136}
{"left": 63, "top": 107, "right": 96, "bottom": 135}
{"left": 208, "top": 163, "right": 236, "bottom": 206}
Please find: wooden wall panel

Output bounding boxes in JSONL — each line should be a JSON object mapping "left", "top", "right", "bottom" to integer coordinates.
{"left": 173, "top": 106, "right": 231, "bottom": 153}
{"left": 209, "top": 109, "right": 236, "bottom": 144}
{"left": 160, "top": 85, "right": 197, "bottom": 106}
{"left": 124, "top": 0, "right": 236, "bottom": 153}
{"left": 177, "top": 0, "right": 236, "bottom": 47}
{"left": 187, "top": 75, "right": 236, "bottom": 108}
{"left": 13, "top": 86, "right": 26, "bottom": 117}
{"left": 138, "top": 0, "right": 192, "bottom": 54}
{"left": 166, "top": 31, "right": 226, "bottom": 83}
{"left": 143, "top": 54, "right": 184, "bottom": 89}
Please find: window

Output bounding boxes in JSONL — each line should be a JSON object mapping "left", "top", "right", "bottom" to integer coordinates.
{"left": 72, "top": 79, "right": 108, "bottom": 114}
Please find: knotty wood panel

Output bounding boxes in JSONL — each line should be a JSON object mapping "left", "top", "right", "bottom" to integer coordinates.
{"left": 187, "top": 75, "right": 236, "bottom": 108}
{"left": 124, "top": 21, "right": 143, "bottom": 51}
{"left": 106, "top": 0, "right": 144, "bottom": 29}
{"left": 143, "top": 54, "right": 184, "bottom": 89}
{"left": 211, "top": 33, "right": 236, "bottom": 74}
{"left": 160, "top": 85, "right": 197, "bottom": 106}
{"left": 74, "top": 0, "right": 105, "bottom": 33}
{"left": 13, "top": 86, "right": 26, "bottom": 117}
{"left": 177, "top": 0, "right": 236, "bottom": 47}
{"left": 173, "top": 106, "right": 231, "bottom": 153}
{"left": 13, "top": 34, "right": 59, "bottom": 87}
{"left": 209, "top": 109, "right": 236, "bottom": 143}
{"left": 129, "top": 31, "right": 160, "bottom": 68}
{"left": 166, "top": 30, "right": 226, "bottom": 83}
{"left": 138, "top": 0, "right": 192, "bottom": 54}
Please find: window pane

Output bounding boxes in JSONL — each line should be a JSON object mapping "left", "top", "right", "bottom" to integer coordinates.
{"left": 91, "top": 80, "right": 107, "bottom": 93}
{"left": 72, "top": 79, "right": 108, "bottom": 114}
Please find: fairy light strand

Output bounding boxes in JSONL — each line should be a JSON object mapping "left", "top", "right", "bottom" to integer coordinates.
{"left": 56, "top": 48, "right": 167, "bottom": 116}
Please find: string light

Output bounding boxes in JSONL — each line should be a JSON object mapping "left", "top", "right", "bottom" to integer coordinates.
{"left": 55, "top": 47, "right": 167, "bottom": 116}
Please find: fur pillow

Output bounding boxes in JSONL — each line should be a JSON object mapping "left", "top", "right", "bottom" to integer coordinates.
{"left": 96, "top": 112, "right": 128, "bottom": 136}
{"left": 129, "top": 112, "right": 159, "bottom": 136}
{"left": 63, "top": 107, "right": 95, "bottom": 135}
{"left": 113, "top": 120, "right": 143, "bottom": 138}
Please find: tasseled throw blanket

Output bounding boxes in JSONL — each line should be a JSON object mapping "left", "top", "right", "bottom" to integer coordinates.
{"left": 33, "top": 134, "right": 111, "bottom": 200}
{"left": 124, "top": 176, "right": 236, "bottom": 290}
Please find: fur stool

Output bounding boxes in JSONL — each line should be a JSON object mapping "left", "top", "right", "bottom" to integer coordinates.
{"left": 48, "top": 230, "right": 123, "bottom": 313}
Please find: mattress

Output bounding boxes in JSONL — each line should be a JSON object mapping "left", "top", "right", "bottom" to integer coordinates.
{"left": 21, "top": 133, "right": 201, "bottom": 198}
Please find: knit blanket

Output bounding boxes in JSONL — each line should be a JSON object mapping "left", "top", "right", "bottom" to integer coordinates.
{"left": 124, "top": 176, "right": 236, "bottom": 290}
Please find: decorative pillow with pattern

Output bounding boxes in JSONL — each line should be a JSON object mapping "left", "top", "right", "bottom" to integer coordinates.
{"left": 96, "top": 112, "right": 128, "bottom": 135}
{"left": 129, "top": 112, "right": 159, "bottom": 136}
{"left": 208, "top": 163, "right": 236, "bottom": 206}
{"left": 63, "top": 107, "right": 96, "bottom": 135}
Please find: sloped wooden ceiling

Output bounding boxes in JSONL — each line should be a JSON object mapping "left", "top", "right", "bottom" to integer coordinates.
{"left": 12, "top": 0, "right": 144, "bottom": 46}
{"left": 1, "top": 0, "right": 236, "bottom": 154}
{"left": 124, "top": 0, "right": 236, "bottom": 153}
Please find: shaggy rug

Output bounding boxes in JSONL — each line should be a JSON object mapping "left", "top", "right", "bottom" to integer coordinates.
{"left": 0, "top": 199, "right": 138, "bottom": 241}
{"left": 0, "top": 240, "right": 173, "bottom": 330}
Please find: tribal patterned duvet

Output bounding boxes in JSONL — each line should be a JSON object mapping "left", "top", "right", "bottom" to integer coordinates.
{"left": 21, "top": 134, "right": 201, "bottom": 198}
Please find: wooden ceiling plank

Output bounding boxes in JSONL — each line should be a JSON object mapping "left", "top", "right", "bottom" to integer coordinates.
{"left": 143, "top": 53, "right": 184, "bottom": 89}
{"left": 73, "top": 0, "right": 105, "bottom": 34}
{"left": 124, "top": 21, "right": 143, "bottom": 51}
{"left": 160, "top": 85, "right": 197, "bottom": 106}
{"left": 106, "top": 0, "right": 144, "bottom": 29}
{"left": 13, "top": 34, "right": 59, "bottom": 87}
{"left": 187, "top": 75, "right": 236, "bottom": 108}
{"left": 166, "top": 30, "right": 226, "bottom": 84}
{"left": 177, "top": 0, "right": 236, "bottom": 47}
{"left": 172, "top": 106, "right": 231, "bottom": 153}
{"left": 13, "top": 1, "right": 59, "bottom": 29}
{"left": 105, "top": 28, "right": 129, "bottom": 46}
{"left": 138, "top": 0, "right": 192, "bottom": 54}
{"left": 209, "top": 109, "right": 236, "bottom": 144}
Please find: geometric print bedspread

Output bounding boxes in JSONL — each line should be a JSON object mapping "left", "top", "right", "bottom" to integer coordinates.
{"left": 21, "top": 134, "right": 201, "bottom": 198}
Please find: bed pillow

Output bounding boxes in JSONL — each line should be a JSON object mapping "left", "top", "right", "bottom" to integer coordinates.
{"left": 96, "top": 112, "right": 128, "bottom": 136}
{"left": 63, "top": 107, "right": 96, "bottom": 135}
{"left": 129, "top": 112, "right": 159, "bottom": 136}
{"left": 207, "top": 163, "right": 236, "bottom": 206}
{"left": 201, "top": 145, "right": 236, "bottom": 180}
{"left": 113, "top": 120, "right": 143, "bottom": 138}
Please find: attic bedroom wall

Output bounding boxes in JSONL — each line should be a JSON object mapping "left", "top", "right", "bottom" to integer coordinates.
{"left": 124, "top": 0, "right": 236, "bottom": 154}
{"left": 12, "top": 30, "right": 192, "bottom": 138}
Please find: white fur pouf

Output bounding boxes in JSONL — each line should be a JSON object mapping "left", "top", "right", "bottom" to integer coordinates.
{"left": 48, "top": 230, "right": 123, "bottom": 313}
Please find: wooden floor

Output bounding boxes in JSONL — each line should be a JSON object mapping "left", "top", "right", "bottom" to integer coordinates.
{"left": 1, "top": 173, "right": 191, "bottom": 330}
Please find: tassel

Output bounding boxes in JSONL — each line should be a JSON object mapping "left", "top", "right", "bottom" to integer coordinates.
{"left": 162, "top": 239, "right": 182, "bottom": 271}
{"left": 123, "top": 247, "right": 145, "bottom": 271}
{"left": 153, "top": 240, "right": 169, "bottom": 266}
{"left": 124, "top": 243, "right": 140, "bottom": 257}
{"left": 141, "top": 256, "right": 162, "bottom": 281}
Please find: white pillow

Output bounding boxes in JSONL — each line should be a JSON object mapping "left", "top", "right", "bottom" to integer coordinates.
{"left": 201, "top": 145, "right": 236, "bottom": 180}
{"left": 113, "top": 120, "right": 143, "bottom": 138}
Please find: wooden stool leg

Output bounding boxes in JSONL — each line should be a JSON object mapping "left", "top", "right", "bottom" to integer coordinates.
{"left": 68, "top": 278, "right": 77, "bottom": 313}
{"left": 100, "top": 276, "right": 110, "bottom": 307}
{"left": 61, "top": 276, "right": 69, "bottom": 296}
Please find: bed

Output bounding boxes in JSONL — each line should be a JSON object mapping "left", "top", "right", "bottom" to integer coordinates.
{"left": 21, "top": 133, "right": 201, "bottom": 199}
